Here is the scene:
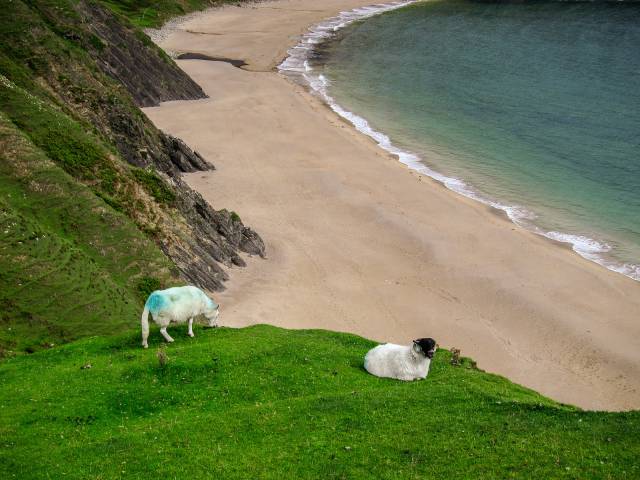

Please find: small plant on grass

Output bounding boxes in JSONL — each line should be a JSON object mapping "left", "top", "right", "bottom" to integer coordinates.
{"left": 156, "top": 345, "right": 168, "bottom": 368}
{"left": 230, "top": 211, "right": 241, "bottom": 223}
{"left": 136, "top": 276, "right": 162, "bottom": 300}
{"left": 450, "top": 347, "right": 461, "bottom": 366}
{"left": 87, "top": 34, "right": 105, "bottom": 52}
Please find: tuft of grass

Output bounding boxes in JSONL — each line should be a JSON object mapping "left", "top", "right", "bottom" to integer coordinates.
{"left": 131, "top": 168, "right": 176, "bottom": 205}
{"left": 156, "top": 345, "right": 169, "bottom": 368}
{"left": 0, "top": 324, "right": 638, "bottom": 479}
{"left": 88, "top": 33, "right": 106, "bottom": 52}
{"left": 99, "top": 0, "right": 217, "bottom": 28}
{"left": 450, "top": 347, "right": 462, "bottom": 366}
{"left": 136, "top": 276, "right": 163, "bottom": 300}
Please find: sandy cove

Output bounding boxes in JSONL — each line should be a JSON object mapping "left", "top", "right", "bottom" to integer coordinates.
{"left": 143, "top": 0, "right": 640, "bottom": 411}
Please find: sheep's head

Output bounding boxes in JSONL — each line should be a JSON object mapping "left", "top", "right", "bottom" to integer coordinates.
{"left": 205, "top": 306, "right": 220, "bottom": 328}
{"left": 413, "top": 338, "right": 436, "bottom": 359}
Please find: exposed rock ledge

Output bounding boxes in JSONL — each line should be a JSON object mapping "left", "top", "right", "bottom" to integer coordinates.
{"left": 79, "top": 0, "right": 265, "bottom": 290}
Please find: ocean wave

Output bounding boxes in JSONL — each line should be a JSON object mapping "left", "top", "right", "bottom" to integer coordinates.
{"left": 277, "top": 2, "right": 640, "bottom": 282}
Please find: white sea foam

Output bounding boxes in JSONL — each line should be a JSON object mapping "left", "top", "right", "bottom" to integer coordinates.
{"left": 277, "top": 2, "right": 640, "bottom": 282}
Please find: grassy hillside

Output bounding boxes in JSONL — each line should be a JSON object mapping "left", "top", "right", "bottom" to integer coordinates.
{"left": 0, "top": 324, "right": 638, "bottom": 479}
{"left": 0, "top": 94, "right": 175, "bottom": 356}
{"left": 0, "top": 0, "right": 262, "bottom": 353}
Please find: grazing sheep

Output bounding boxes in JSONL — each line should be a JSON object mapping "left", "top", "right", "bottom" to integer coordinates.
{"left": 364, "top": 338, "right": 436, "bottom": 381}
{"left": 141, "top": 286, "right": 219, "bottom": 348}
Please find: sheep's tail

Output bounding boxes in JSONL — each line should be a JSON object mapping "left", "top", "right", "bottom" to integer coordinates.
{"left": 141, "top": 305, "right": 150, "bottom": 349}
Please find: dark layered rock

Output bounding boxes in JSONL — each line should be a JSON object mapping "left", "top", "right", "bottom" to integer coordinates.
{"left": 80, "top": 1, "right": 207, "bottom": 107}
{"left": 163, "top": 136, "right": 215, "bottom": 173}
{"left": 164, "top": 175, "right": 265, "bottom": 292}
{"left": 48, "top": 0, "right": 265, "bottom": 290}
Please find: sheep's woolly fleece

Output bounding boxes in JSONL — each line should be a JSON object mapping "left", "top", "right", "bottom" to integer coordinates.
{"left": 364, "top": 341, "right": 434, "bottom": 381}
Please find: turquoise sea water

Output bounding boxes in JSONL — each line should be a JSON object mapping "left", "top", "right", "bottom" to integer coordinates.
{"left": 282, "top": 0, "right": 640, "bottom": 280}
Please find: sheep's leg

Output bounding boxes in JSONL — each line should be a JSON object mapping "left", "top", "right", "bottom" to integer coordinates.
{"left": 188, "top": 318, "right": 194, "bottom": 338}
{"left": 160, "top": 327, "right": 174, "bottom": 343}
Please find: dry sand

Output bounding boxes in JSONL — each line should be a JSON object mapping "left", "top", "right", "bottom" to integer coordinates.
{"left": 143, "top": 0, "right": 640, "bottom": 411}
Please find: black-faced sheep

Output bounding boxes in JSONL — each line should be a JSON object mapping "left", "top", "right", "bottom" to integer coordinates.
{"left": 364, "top": 338, "right": 436, "bottom": 381}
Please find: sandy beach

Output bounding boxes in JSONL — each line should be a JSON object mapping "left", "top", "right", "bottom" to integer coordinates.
{"left": 143, "top": 0, "right": 640, "bottom": 411}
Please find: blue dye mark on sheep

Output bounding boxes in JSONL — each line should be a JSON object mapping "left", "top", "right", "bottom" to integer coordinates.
{"left": 145, "top": 292, "right": 167, "bottom": 314}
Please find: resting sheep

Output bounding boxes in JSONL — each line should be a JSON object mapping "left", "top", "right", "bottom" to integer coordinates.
{"left": 364, "top": 338, "right": 436, "bottom": 381}
{"left": 141, "top": 286, "right": 219, "bottom": 348}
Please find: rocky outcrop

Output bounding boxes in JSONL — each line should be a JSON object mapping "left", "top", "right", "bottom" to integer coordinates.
{"left": 163, "top": 136, "right": 216, "bottom": 172}
{"left": 162, "top": 172, "right": 265, "bottom": 291}
{"left": 80, "top": 1, "right": 207, "bottom": 107}
{"left": 164, "top": 180, "right": 266, "bottom": 291}
{"left": 80, "top": 0, "right": 268, "bottom": 289}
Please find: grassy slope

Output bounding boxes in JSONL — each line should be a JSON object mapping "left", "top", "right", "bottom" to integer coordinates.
{"left": 0, "top": 0, "right": 195, "bottom": 353}
{"left": 0, "top": 65, "right": 179, "bottom": 355}
{"left": 0, "top": 108, "right": 173, "bottom": 354}
{"left": 0, "top": 324, "right": 638, "bottom": 479}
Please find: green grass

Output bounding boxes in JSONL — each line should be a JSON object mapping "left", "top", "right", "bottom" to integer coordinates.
{"left": 132, "top": 168, "right": 176, "bottom": 205}
{"left": 0, "top": 324, "right": 638, "bottom": 479}
{"left": 0, "top": 111, "right": 175, "bottom": 355}
{"left": 136, "top": 276, "right": 163, "bottom": 299}
{"left": 0, "top": 73, "right": 116, "bottom": 183}
{"left": 0, "top": 0, "right": 192, "bottom": 354}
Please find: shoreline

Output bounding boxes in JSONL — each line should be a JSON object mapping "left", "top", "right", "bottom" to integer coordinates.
{"left": 143, "top": 0, "right": 640, "bottom": 411}
{"left": 277, "top": 1, "right": 639, "bottom": 283}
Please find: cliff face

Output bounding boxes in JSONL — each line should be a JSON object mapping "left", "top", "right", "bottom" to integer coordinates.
{"left": 81, "top": 1, "right": 207, "bottom": 107}
{"left": 85, "top": 0, "right": 267, "bottom": 288}
{"left": 0, "top": 0, "right": 263, "bottom": 352}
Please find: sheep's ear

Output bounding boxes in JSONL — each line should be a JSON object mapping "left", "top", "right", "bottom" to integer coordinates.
{"left": 412, "top": 341, "right": 422, "bottom": 353}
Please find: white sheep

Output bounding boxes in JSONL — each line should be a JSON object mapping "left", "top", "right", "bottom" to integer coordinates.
{"left": 364, "top": 338, "right": 436, "bottom": 381}
{"left": 141, "top": 286, "right": 219, "bottom": 348}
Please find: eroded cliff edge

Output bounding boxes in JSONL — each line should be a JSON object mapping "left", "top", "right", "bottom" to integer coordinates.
{"left": 0, "top": 0, "right": 263, "bottom": 352}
